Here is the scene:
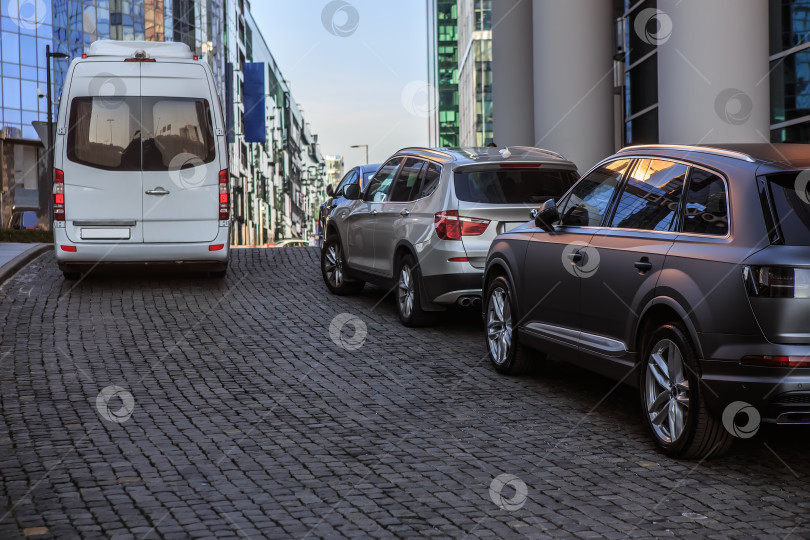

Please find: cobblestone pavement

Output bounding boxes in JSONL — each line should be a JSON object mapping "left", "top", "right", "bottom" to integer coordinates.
{"left": 1, "top": 248, "right": 810, "bottom": 539}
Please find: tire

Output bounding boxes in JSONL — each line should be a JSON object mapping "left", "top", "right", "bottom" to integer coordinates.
{"left": 321, "top": 236, "right": 364, "bottom": 295}
{"left": 484, "top": 276, "right": 533, "bottom": 375}
{"left": 639, "top": 323, "right": 734, "bottom": 459}
{"left": 395, "top": 255, "right": 436, "bottom": 327}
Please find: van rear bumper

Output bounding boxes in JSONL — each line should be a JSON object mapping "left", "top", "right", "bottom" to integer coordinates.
{"left": 53, "top": 227, "right": 229, "bottom": 264}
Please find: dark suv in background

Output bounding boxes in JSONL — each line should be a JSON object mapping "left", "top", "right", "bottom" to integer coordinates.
{"left": 484, "top": 144, "right": 810, "bottom": 459}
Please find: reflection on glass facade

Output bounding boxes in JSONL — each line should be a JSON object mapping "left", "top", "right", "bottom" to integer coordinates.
{"left": 623, "top": 0, "right": 659, "bottom": 145}
{"left": 458, "top": 0, "right": 492, "bottom": 146}
{"left": 770, "top": 0, "right": 810, "bottom": 142}
{"left": 430, "top": 0, "right": 459, "bottom": 147}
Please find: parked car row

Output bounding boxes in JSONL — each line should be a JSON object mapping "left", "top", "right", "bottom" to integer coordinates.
{"left": 320, "top": 143, "right": 810, "bottom": 459}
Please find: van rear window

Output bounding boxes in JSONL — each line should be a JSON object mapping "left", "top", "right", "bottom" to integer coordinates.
{"left": 454, "top": 167, "right": 578, "bottom": 205}
{"left": 67, "top": 97, "right": 215, "bottom": 171}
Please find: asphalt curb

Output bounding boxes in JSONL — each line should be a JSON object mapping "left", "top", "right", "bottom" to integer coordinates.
{"left": 0, "top": 243, "right": 53, "bottom": 287}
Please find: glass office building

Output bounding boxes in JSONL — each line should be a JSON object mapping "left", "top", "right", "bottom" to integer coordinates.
{"left": 457, "top": 0, "right": 492, "bottom": 146}
{"left": 427, "top": 0, "right": 460, "bottom": 147}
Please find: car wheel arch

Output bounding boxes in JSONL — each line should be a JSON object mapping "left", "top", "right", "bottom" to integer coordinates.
{"left": 393, "top": 240, "right": 417, "bottom": 270}
{"left": 635, "top": 298, "right": 704, "bottom": 361}
{"left": 484, "top": 258, "right": 519, "bottom": 312}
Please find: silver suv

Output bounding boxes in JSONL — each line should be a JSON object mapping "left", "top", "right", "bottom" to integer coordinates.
{"left": 320, "top": 147, "right": 578, "bottom": 326}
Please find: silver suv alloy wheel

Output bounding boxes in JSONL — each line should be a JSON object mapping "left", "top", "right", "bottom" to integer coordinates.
{"left": 324, "top": 243, "right": 344, "bottom": 289}
{"left": 644, "top": 338, "right": 690, "bottom": 443}
{"left": 486, "top": 287, "right": 513, "bottom": 366}
{"left": 398, "top": 265, "right": 414, "bottom": 319}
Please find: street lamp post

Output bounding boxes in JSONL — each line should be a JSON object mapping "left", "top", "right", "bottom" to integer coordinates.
{"left": 45, "top": 45, "right": 70, "bottom": 222}
{"left": 350, "top": 144, "right": 369, "bottom": 165}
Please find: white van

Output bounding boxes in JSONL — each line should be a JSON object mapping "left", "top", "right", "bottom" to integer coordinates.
{"left": 53, "top": 40, "right": 230, "bottom": 279}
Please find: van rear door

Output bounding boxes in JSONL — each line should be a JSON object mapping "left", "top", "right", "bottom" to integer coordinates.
{"left": 63, "top": 62, "right": 144, "bottom": 243}
{"left": 139, "top": 63, "right": 220, "bottom": 243}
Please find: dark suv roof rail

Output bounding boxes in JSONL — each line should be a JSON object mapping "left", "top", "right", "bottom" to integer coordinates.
{"left": 618, "top": 144, "right": 756, "bottom": 163}
{"left": 508, "top": 146, "right": 567, "bottom": 160}
{"left": 397, "top": 147, "right": 454, "bottom": 159}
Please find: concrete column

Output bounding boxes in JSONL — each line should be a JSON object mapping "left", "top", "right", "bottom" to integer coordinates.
{"left": 657, "top": 0, "right": 769, "bottom": 143}
{"left": 492, "top": 0, "right": 534, "bottom": 147}
{"left": 532, "top": 0, "right": 614, "bottom": 171}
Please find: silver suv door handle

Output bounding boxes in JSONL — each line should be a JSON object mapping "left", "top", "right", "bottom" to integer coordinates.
{"left": 146, "top": 187, "right": 170, "bottom": 196}
{"left": 400, "top": 209, "right": 410, "bottom": 217}
{"left": 371, "top": 210, "right": 378, "bottom": 215}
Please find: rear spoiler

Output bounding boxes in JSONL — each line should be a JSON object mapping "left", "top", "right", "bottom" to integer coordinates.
{"left": 453, "top": 161, "right": 578, "bottom": 173}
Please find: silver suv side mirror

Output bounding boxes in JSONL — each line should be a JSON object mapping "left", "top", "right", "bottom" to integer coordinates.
{"left": 344, "top": 183, "right": 361, "bottom": 200}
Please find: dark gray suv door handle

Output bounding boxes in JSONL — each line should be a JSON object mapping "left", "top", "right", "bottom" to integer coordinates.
{"left": 634, "top": 259, "right": 653, "bottom": 273}
{"left": 569, "top": 252, "right": 583, "bottom": 264}
{"left": 400, "top": 209, "right": 410, "bottom": 217}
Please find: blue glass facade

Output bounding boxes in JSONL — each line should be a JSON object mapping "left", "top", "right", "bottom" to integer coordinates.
{"left": 0, "top": 0, "right": 221, "bottom": 140}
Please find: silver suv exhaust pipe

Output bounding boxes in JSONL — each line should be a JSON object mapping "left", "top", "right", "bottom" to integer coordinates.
{"left": 457, "top": 296, "right": 482, "bottom": 308}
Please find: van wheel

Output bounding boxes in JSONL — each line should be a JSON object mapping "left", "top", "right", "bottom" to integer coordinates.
{"left": 485, "top": 276, "right": 533, "bottom": 375}
{"left": 321, "top": 236, "right": 364, "bottom": 295}
{"left": 640, "top": 323, "right": 734, "bottom": 459}
{"left": 395, "top": 255, "right": 436, "bottom": 327}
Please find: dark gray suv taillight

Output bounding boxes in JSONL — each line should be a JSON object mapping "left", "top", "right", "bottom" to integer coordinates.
{"left": 743, "top": 266, "right": 810, "bottom": 298}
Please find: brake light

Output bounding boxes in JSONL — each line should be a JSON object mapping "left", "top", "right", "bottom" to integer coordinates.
{"left": 209, "top": 244, "right": 224, "bottom": 251}
{"left": 500, "top": 163, "right": 541, "bottom": 168}
{"left": 742, "top": 355, "right": 810, "bottom": 368}
{"left": 60, "top": 245, "right": 76, "bottom": 252}
{"left": 81, "top": 53, "right": 87, "bottom": 58}
{"left": 219, "top": 169, "right": 229, "bottom": 220}
{"left": 743, "top": 266, "right": 810, "bottom": 298}
{"left": 434, "top": 210, "right": 490, "bottom": 240}
{"left": 53, "top": 169, "right": 65, "bottom": 222}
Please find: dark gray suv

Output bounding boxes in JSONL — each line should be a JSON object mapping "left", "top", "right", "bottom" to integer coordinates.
{"left": 483, "top": 144, "right": 810, "bottom": 459}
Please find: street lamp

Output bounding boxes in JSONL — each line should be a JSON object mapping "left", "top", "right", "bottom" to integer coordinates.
{"left": 45, "top": 45, "right": 69, "bottom": 222}
{"left": 350, "top": 144, "right": 369, "bottom": 165}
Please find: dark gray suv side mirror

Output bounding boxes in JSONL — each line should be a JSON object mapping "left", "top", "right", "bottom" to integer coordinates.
{"left": 344, "top": 183, "right": 361, "bottom": 200}
{"left": 532, "top": 199, "right": 559, "bottom": 232}
{"left": 326, "top": 184, "right": 335, "bottom": 197}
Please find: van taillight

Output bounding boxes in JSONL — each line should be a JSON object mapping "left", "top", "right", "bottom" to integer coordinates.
{"left": 219, "top": 169, "right": 229, "bottom": 220}
{"left": 434, "top": 210, "right": 490, "bottom": 240}
{"left": 743, "top": 266, "right": 810, "bottom": 298}
{"left": 53, "top": 169, "right": 65, "bottom": 222}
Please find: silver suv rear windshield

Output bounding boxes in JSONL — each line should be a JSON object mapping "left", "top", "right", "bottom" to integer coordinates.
{"left": 454, "top": 167, "right": 578, "bottom": 205}
{"left": 765, "top": 172, "right": 810, "bottom": 246}
{"left": 67, "top": 96, "right": 215, "bottom": 172}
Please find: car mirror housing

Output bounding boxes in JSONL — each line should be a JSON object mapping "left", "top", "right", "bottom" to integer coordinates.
{"left": 533, "top": 199, "right": 559, "bottom": 232}
{"left": 326, "top": 184, "right": 335, "bottom": 197}
{"left": 343, "top": 183, "right": 361, "bottom": 200}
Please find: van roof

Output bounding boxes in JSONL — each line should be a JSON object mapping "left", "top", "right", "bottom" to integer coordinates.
{"left": 85, "top": 40, "right": 194, "bottom": 59}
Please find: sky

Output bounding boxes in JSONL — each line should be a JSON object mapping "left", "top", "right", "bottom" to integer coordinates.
{"left": 250, "top": 1, "right": 431, "bottom": 172}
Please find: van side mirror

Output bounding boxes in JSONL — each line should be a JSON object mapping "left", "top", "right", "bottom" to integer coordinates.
{"left": 532, "top": 199, "right": 559, "bottom": 232}
{"left": 344, "top": 183, "right": 361, "bottom": 200}
{"left": 326, "top": 184, "right": 335, "bottom": 197}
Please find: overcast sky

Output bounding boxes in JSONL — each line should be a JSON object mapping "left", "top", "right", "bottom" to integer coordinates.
{"left": 250, "top": 1, "right": 431, "bottom": 172}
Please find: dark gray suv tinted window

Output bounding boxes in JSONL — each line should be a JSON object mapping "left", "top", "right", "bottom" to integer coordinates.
{"left": 609, "top": 159, "right": 687, "bottom": 231}
{"left": 764, "top": 172, "right": 810, "bottom": 245}
{"left": 683, "top": 169, "right": 729, "bottom": 236}
{"left": 454, "top": 168, "right": 578, "bottom": 204}
{"left": 559, "top": 159, "right": 632, "bottom": 226}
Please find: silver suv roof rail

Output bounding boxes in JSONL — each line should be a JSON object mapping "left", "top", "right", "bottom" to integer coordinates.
{"left": 618, "top": 144, "right": 755, "bottom": 163}
{"left": 397, "top": 147, "right": 454, "bottom": 159}
{"left": 508, "top": 146, "right": 567, "bottom": 160}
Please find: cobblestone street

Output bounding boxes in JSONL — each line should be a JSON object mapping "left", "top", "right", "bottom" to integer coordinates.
{"left": 1, "top": 248, "right": 809, "bottom": 538}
